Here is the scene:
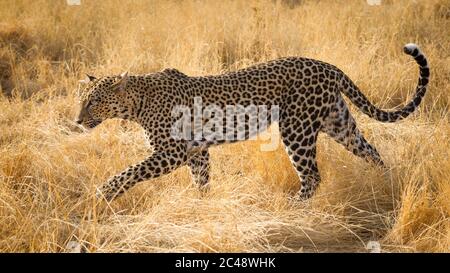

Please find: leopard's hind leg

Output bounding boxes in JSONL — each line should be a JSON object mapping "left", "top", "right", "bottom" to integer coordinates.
{"left": 322, "top": 98, "right": 385, "bottom": 167}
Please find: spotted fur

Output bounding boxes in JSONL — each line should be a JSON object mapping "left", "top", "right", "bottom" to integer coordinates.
{"left": 76, "top": 44, "right": 429, "bottom": 201}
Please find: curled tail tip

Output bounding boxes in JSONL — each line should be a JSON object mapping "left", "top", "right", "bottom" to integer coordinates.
{"left": 403, "top": 43, "right": 421, "bottom": 56}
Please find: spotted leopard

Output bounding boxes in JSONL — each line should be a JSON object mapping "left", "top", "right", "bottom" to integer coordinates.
{"left": 76, "top": 44, "right": 429, "bottom": 201}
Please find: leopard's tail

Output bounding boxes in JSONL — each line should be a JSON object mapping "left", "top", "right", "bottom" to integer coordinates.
{"left": 340, "top": 43, "right": 429, "bottom": 123}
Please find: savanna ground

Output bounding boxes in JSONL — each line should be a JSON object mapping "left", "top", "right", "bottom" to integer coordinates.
{"left": 0, "top": 0, "right": 449, "bottom": 253}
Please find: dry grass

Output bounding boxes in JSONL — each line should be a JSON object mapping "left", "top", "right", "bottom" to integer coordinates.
{"left": 0, "top": 0, "right": 449, "bottom": 252}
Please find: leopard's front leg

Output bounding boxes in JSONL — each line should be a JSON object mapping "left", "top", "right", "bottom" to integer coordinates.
{"left": 97, "top": 143, "right": 188, "bottom": 201}
{"left": 188, "top": 149, "right": 211, "bottom": 191}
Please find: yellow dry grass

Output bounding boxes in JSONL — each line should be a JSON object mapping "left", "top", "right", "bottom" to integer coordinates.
{"left": 0, "top": 0, "right": 449, "bottom": 252}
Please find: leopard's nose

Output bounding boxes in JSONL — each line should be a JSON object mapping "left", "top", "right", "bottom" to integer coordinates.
{"left": 76, "top": 119, "right": 82, "bottom": 125}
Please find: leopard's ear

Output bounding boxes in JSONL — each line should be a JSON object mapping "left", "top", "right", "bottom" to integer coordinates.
{"left": 86, "top": 74, "right": 97, "bottom": 81}
{"left": 112, "top": 71, "right": 129, "bottom": 93}
{"left": 79, "top": 74, "right": 97, "bottom": 84}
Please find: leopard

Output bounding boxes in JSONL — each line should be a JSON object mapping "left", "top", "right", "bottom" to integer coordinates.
{"left": 76, "top": 43, "right": 429, "bottom": 201}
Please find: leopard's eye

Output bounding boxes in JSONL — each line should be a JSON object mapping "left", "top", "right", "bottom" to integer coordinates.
{"left": 90, "top": 98, "right": 100, "bottom": 106}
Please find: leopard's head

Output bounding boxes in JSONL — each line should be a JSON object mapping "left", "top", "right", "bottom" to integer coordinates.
{"left": 76, "top": 72, "right": 130, "bottom": 129}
